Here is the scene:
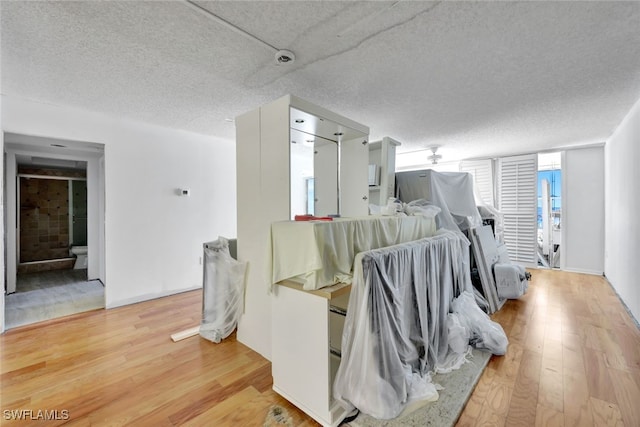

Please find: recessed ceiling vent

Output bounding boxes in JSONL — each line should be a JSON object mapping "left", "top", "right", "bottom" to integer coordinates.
{"left": 275, "top": 49, "right": 295, "bottom": 65}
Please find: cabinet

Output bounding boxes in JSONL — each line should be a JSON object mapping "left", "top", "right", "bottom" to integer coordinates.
{"left": 368, "top": 137, "right": 401, "bottom": 206}
{"left": 271, "top": 281, "right": 351, "bottom": 427}
{"left": 234, "top": 94, "right": 368, "bottom": 392}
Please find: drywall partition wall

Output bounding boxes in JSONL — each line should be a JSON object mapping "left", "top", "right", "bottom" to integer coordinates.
{"left": 605, "top": 97, "right": 640, "bottom": 323}
{"left": 235, "top": 99, "right": 291, "bottom": 360}
{"left": 561, "top": 146, "right": 605, "bottom": 275}
{"left": 1, "top": 95, "right": 237, "bottom": 308}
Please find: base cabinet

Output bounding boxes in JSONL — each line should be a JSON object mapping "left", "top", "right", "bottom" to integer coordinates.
{"left": 271, "top": 283, "right": 350, "bottom": 427}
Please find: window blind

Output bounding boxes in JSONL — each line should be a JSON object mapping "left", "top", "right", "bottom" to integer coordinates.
{"left": 460, "top": 159, "right": 495, "bottom": 207}
{"left": 497, "top": 154, "right": 537, "bottom": 265}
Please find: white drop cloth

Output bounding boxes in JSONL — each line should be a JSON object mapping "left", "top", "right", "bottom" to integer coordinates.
{"left": 271, "top": 216, "right": 436, "bottom": 290}
{"left": 395, "top": 170, "right": 482, "bottom": 232}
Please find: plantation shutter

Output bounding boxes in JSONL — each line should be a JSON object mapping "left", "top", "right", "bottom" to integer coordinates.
{"left": 498, "top": 154, "right": 537, "bottom": 266}
{"left": 460, "top": 159, "right": 495, "bottom": 206}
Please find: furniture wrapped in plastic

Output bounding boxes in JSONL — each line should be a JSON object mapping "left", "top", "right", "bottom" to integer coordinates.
{"left": 333, "top": 230, "right": 500, "bottom": 420}
{"left": 270, "top": 215, "right": 436, "bottom": 290}
{"left": 395, "top": 169, "right": 483, "bottom": 232}
{"left": 494, "top": 263, "right": 529, "bottom": 299}
{"left": 450, "top": 291, "right": 508, "bottom": 355}
{"left": 200, "top": 237, "right": 247, "bottom": 343}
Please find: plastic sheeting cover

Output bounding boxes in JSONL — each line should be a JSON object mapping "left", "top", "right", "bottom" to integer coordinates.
{"left": 333, "top": 231, "right": 474, "bottom": 420}
{"left": 200, "top": 237, "right": 247, "bottom": 343}
{"left": 395, "top": 170, "right": 482, "bottom": 232}
{"left": 450, "top": 291, "right": 508, "bottom": 355}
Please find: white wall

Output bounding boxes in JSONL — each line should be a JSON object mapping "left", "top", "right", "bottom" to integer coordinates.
{"left": 0, "top": 94, "right": 4, "bottom": 333}
{"left": 0, "top": 2, "right": 5, "bottom": 330}
{"left": 561, "top": 146, "right": 605, "bottom": 275}
{"left": 2, "top": 96, "right": 237, "bottom": 308}
{"left": 605, "top": 97, "right": 640, "bottom": 323}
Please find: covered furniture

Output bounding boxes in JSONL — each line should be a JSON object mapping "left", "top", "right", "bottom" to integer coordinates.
{"left": 271, "top": 215, "right": 436, "bottom": 290}
{"left": 395, "top": 170, "right": 482, "bottom": 232}
{"left": 333, "top": 231, "right": 474, "bottom": 419}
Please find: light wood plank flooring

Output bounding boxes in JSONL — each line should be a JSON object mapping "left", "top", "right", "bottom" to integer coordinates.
{"left": 457, "top": 269, "right": 640, "bottom": 427}
{"left": 1, "top": 270, "right": 639, "bottom": 426}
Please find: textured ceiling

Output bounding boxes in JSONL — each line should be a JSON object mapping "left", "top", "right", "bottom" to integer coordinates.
{"left": 2, "top": 1, "right": 640, "bottom": 161}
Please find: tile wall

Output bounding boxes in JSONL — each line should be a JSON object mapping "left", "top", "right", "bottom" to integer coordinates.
{"left": 18, "top": 167, "right": 86, "bottom": 272}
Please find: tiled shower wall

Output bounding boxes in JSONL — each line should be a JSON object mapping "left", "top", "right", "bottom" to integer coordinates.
{"left": 20, "top": 177, "right": 70, "bottom": 262}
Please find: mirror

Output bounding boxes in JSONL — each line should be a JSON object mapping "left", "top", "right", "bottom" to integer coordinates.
{"left": 290, "top": 129, "right": 337, "bottom": 218}
{"left": 289, "top": 107, "right": 369, "bottom": 219}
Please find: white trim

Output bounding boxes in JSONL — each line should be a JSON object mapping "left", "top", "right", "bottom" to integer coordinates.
{"left": 562, "top": 267, "right": 604, "bottom": 276}
{"left": 18, "top": 173, "right": 86, "bottom": 181}
{"left": 105, "top": 286, "right": 201, "bottom": 309}
{"left": 5, "top": 152, "right": 17, "bottom": 293}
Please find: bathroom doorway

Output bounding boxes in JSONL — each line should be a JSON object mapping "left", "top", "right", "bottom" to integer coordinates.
{"left": 18, "top": 172, "right": 86, "bottom": 274}
{"left": 4, "top": 133, "right": 105, "bottom": 329}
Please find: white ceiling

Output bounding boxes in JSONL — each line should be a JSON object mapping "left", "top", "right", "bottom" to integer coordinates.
{"left": 2, "top": 1, "right": 640, "bottom": 162}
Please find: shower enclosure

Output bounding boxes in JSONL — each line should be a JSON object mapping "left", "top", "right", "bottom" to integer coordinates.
{"left": 17, "top": 172, "right": 87, "bottom": 273}
{"left": 70, "top": 180, "right": 88, "bottom": 247}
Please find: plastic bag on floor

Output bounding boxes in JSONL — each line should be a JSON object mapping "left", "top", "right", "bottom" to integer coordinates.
{"left": 200, "top": 237, "right": 247, "bottom": 343}
{"left": 451, "top": 291, "right": 508, "bottom": 355}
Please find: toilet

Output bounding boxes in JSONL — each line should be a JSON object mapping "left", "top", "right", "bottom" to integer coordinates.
{"left": 70, "top": 246, "right": 88, "bottom": 269}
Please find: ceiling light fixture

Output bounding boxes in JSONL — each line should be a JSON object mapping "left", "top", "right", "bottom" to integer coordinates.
{"left": 428, "top": 146, "right": 442, "bottom": 164}
{"left": 275, "top": 49, "right": 295, "bottom": 65}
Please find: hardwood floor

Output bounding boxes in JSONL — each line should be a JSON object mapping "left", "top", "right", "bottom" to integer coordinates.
{"left": 0, "top": 291, "right": 314, "bottom": 426}
{"left": 457, "top": 269, "right": 640, "bottom": 427}
{"left": 1, "top": 270, "right": 639, "bottom": 426}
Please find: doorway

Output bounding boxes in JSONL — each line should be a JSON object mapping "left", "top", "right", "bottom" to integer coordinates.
{"left": 537, "top": 152, "right": 562, "bottom": 268}
{"left": 4, "top": 133, "right": 105, "bottom": 329}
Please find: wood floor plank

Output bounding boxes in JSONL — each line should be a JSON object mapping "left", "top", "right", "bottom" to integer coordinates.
{"left": 505, "top": 349, "right": 541, "bottom": 426}
{"left": 2, "top": 270, "right": 640, "bottom": 426}
{"left": 589, "top": 397, "right": 624, "bottom": 427}
{"left": 583, "top": 347, "right": 618, "bottom": 404}
{"left": 563, "top": 364, "right": 591, "bottom": 423}
{"left": 535, "top": 403, "right": 565, "bottom": 427}
{"left": 607, "top": 368, "right": 640, "bottom": 427}
{"left": 474, "top": 403, "right": 506, "bottom": 427}
{"left": 484, "top": 382, "right": 513, "bottom": 417}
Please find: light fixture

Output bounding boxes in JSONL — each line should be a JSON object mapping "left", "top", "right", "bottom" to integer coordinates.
{"left": 428, "top": 146, "right": 442, "bottom": 164}
{"left": 183, "top": 1, "right": 295, "bottom": 67}
{"left": 275, "top": 49, "right": 295, "bottom": 65}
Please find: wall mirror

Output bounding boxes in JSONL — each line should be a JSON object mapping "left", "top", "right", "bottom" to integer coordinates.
{"left": 289, "top": 107, "right": 367, "bottom": 219}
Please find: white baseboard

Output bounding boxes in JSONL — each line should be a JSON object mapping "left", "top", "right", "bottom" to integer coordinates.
{"left": 561, "top": 267, "right": 604, "bottom": 276}
{"left": 106, "top": 285, "right": 202, "bottom": 309}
